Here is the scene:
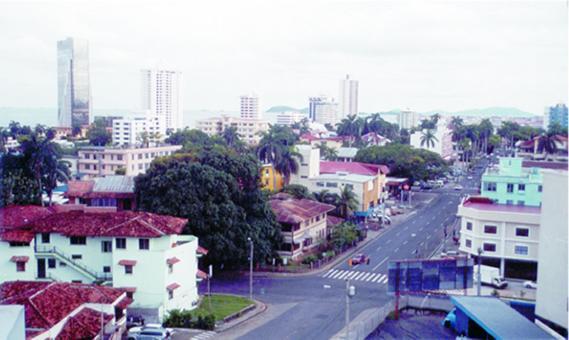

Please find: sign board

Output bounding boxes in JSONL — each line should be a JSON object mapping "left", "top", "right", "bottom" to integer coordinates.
{"left": 387, "top": 257, "right": 473, "bottom": 293}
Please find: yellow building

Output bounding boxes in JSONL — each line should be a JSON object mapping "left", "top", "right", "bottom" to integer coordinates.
{"left": 260, "top": 164, "right": 284, "bottom": 192}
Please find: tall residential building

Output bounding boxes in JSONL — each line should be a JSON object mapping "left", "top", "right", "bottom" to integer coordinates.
{"left": 308, "top": 96, "right": 339, "bottom": 125}
{"left": 545, "top": 103, "right": 568, "bottom": 129}
{"left": 141, "top": 69, "right": 183, "bottom": 132}
{"left": 112, "top": 113, "right": 166, "bottom": 146}
{"left": 196, "top": 115, "right": 269, "bottom": 145}
{"left": 240, "top": 94, "right": 260, "bottom": 119}
{"left": 399, "top": 109, "right": 418, "bottom": 130}
{"left": 338, "top": 74, "right": 358, "bottom": 118}
{"left": 57, "top": 37, "right": 91, "bottom": 128}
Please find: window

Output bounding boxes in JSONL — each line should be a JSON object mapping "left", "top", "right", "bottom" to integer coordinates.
{"left": 484, "top": 225, "right": 497, "bottom": 234}
{"left": 465, "top": 239, "right": 472, "bottom": 248}
{"left": 485, "top": 182, "right": 497, "bottom": 192}
{"left": 301, "top": 176, "right": 308, "bottom": 179}
{"left": 59, "top": 262, "right": 67, "bottom": 267}
{"left": 168, "top": 264, "right": 174, "bottom": 274}
{"left": 16, "top": 262, "right": 26, "bottom": 272}
{"left": 138, "top": 154, "right": 143, "bottom": 160}
{"left": 506, "top": 200, "right": 513, "bottom": 205}
{"left": 538, "top": 185, "right": 543, "bottom": 193}
{"left": 85, "top": 164, "right": 90, "bottom": 170}
{"left": 139, "top": 238, "right": 150, "bottom": 250}
{"left": 41, "top": 233, "right": 50, "bottom": 244}
{"left": 126, "top": 292, "right": 134, "bottom": 299}
{"left": 117, "top": 155, "right": 123, "bottom": 161}
{"left": 515, "top": 245, "right": 528, "bottom": 255}
{"left": 70, "top": 236, "right": 86, "bottom": 245}
{"left": 48, "top": 259, "right": 56, "bottom": 268}
{"left": 517, "top": 201, "right": 525, "bottom": 206}
{"left": 507, "top": 183, "right": 514, "bottom": 193}
{"left": 168, "top": 290, "right": 174, "bottom": 300}
{"left": 316, "top": 182, "right": 325, "bottom": 187}
{"left": 326, "top": 182, "right": 338, "bottom": 188}
{"left": 72, "top": 280, "right": 82, "bottom": 283}
{"left": 9, "top": 242, "right": 28, "bottom": 247}
{"left": 346, "top": 184, "right": 354, "bottom": 190}
{"left": 103, "top": 266, "right": 111, "bottom": 273}
{"left": 71, "top": 254, "right": 82, "bottom": 260}
{"left": 516, "top": 228, "right": 529, "bottom": 237}
{"left": 518, "top": 184, "right": 525, "bottom": 192}
{"left": 125, "top": 265, "right": 133, "bottom": 274}
{"left": 466, "top": 222, "right": 472, "bottom": 231}
{"left": 483, "top": 243, "right": 496, "bottom": 252}
{"left": 101, "top": 241, "right": 112, "bottom": 253}
{"left": 116, "top": 238, "right": 126, "bottom": 249}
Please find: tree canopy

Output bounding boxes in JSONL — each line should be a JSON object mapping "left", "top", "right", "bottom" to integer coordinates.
{"left": 87, "top": 119, "right": 112, "bottom": 146}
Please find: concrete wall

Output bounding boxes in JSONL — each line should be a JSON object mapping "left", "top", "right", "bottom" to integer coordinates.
{"left": 0, "top": 240, "right": 37, "bottom": 282}
{"left": 535, "top": 170, "right": 568, "bottom": 332}
{"left": 0, "top": 305, "right": 25, "bottom": 340}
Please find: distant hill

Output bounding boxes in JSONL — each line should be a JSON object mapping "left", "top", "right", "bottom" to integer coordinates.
{"left": 266, "top": 105, "right": 309, "bottom": 114}
{"left": 425, "top": 107, "right": 538, "bottom": 117}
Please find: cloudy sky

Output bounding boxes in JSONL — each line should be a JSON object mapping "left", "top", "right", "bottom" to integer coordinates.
{"left": 0, "top": 0, "right": 567, "bottom": 114}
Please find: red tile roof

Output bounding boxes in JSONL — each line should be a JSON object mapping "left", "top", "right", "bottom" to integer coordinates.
{"left": 56, "top": 307, "right": 114, "bottom": 340}
{"left": 522, "top": 160, "right": 568, "bottom": 171}
{"left": 27, "top": 210, "right": 187, "bottom": 238}
{"left": 462, "top": 197, "right": 541, "bottom": 215}
{"left": 0, "top": 281, "right": 126, "bottom": 335}
{"left": 166, "top": 282, "right": 181, "bottom": 290}
{"left": 10, "top": 256, "right": 29, "bottom": 263}
{"left": 0, "top": 205, "right": 54, "bottom": 243}
{"left": 270, "top": 198, "right": 335, "bottom": 224}
{"left": 326, "top": 215, "right": 344, "bottom": 227}
{"left": 197, "top": 270, "right": 208, "bottom": 280}
{"left": 66, "top": 180, "right": 95, "bottom": 197}
{"left": 115, "top": 296, "right": 133, "bottom": 310}
{"left": 320, "top": 161, "right": 389, "bottom": 176}
{"left": 197, "top": 246, "right": 209, "bottom": 255}
{"left": 118, "top": 259, "right": 137, "bottom": 266}
{"left": 167, "top": 257, "right": 181, "bottom": 265}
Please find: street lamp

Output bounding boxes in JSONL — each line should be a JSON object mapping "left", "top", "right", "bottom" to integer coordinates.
{"left": 345, "top": 279, "right": 356, "bottom": 340}
{"left": 248, "top": 237, "right": 254, "bottom": 301}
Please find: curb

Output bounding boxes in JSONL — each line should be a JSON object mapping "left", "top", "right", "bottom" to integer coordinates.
{"left": 216, "top": 299, "right": 267, "bottom": 333}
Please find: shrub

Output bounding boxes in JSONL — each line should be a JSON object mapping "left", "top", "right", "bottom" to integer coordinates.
{"left": 163, "top": 309, "right": 192, "bottom": 328}
{"left": 302, "top": 255, "right": 318, "bottom": 264}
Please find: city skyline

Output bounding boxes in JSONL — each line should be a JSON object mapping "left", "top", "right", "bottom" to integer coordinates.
{"left": 0, "top": 1, "right": 567, "bottom": 115}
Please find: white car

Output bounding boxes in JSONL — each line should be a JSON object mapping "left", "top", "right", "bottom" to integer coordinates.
{"left": 453, "top": 185, "right": 463, "bottom": 191}
{"left": 127, "top": 324, "right": 173, "bottom": 340}
{"left": 523, "top": 280, "right": 537, "bottom": 289}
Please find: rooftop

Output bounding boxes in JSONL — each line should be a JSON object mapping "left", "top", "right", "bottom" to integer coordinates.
{"left": 522, "top": 160, "right": 568, "bottom": 171}
{"left": 67, "top": 175, "right": 135, "bottom": 198}
{"left": 336, "top": 147, "right": 359, "bottom": 159}
{"left": 320, "top": 161, "right": 389, "bottom": 176}
{"left": 461, "top": 196, "right": 541, "bottom": 215}
{"left": 316, "top": 172, "right": 376, "bottom": 183}
{"left": 451, "top": 296, "right": 552, "bottom": 339}
{"left": 270, "top": 197, "right": 335, "bottom": 224}
{"left": 0, "top": 205, "right": 54, "bottom": 242}
{"left": 0, "top": 281, "right": 129, "bottom": 337}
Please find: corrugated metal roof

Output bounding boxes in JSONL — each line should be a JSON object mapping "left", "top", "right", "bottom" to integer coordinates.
{"left": 93, "top": 176, "right": 135, "bottom": 193}
{"left": 451, "top": 296, "right": 553, "bottom": 339}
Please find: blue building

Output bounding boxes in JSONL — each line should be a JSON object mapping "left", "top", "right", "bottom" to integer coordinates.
{"left": 547, "top": 103, "right": 568, "bottom": 129}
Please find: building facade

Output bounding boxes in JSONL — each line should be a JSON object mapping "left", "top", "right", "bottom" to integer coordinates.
{"left": 77, "top": 145, "right": 182, "bottom": 177}
{"left": 308, "top": 96, "right": 339, "bottom": 125}
{"left": 196, "top": 115, "right": 269, "bottom": 145}
{"left": 399, "top": 109, "right": 418, "bottom": 130}
{"left": 112, "top": 114, "right": 166, "bottom": 146}
{"left": 481, "top": 158, "right": 543, "bottom": 207}
{"left": 410, "top": 120, "right": 454, "bottom": 160}
{"left": 240, "top": 94, "right": 260, "bottom": 119}
{"left": 270, "top": 195, "right": 335, "bottom": 260}
{"left": 535, "top": 170, "right": 568, "bottom": 337}
{"left": 275, "top": 111, "right": 307, "bottom": 126}
{"left": 141, "top": 69, "right": 183, "bottom": 131}
{"left": 66, "top": 176, "right": 136, "bottom": 211}
{"left": 57, "top": 37, "right": 91, "bottom": 128}
{"left": 338, "top": 74, "right": 358, "bottom": 119}
{"left": 545, "top": 103, "right": 568, "bottom": 129}
{"left": 260, "top": 164, "right": 284, "bottom": 192}
{"left": 0, "top": 205, "right": 202, "bottom": 322}
{"left": 457, "top": 197, "right": 541, "bottom": 280}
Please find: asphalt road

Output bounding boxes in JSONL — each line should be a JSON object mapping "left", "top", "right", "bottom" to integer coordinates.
{"left": 209, "top": 162, "right": 487, "bottom": 340}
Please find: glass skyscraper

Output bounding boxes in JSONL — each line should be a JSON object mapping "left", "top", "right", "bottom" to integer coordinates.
{"left": 57, "top": 37, "right": 91, "bottom": 128}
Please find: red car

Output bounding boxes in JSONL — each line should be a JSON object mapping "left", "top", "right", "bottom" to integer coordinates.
{"left": 351, "top": 254, "right": 370, "bottom": 265}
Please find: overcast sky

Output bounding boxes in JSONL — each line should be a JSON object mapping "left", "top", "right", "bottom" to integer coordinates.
{"left": 0, "top": 0, "right": 567, "bottom": 114}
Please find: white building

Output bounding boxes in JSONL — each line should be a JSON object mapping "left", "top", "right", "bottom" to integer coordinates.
{"left": 112, "top": 113, "right": 166, "bottom": 146}
{"left": 535, "top": 170, "right": 568, "bottom": 337}
{"left": 240, "top": 94, "right": 260, "bottom": 119}
{"left": 410, "top": 119, "right": 454, "bottom": 160}
{"left": 338, "top": 74, "right": 358, "bottom": 119}
{"left": 308, "top": 96, "right": 339, "bottom": 125}
{"left": 290, "top": 145, "right": 321, "bottom": 188}
{"left": 457, "top": 196, "right": 541, "bottom": 279}
{"left": 0, "top": 305, "right": 25, "bottom": 340}
{"left": 399, "top": 109, "right": 418, "bottom": 130}
{"left": 378, "top": 112, "right": 400, "bottom": 125}
{"left": 141, "top": 69, "right": 184, "bottom": 131}
{"left": 0, "top": 205, "right": 204, "bottom": 322}
{"left": 307, "top": 172, "right": 377, "bottom": 212}
{"left": 57, "top": 37, "right": 91, "bottom": 128}
{"left": 276, "top": 111, "right": 307, "bottom": 126}
{"left": 196, "top": 115, "right": 269, "bottom": 145}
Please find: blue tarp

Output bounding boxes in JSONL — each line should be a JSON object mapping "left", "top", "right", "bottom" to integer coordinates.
{"left": 451, "top": 296, "right": 553, "bottom": 339}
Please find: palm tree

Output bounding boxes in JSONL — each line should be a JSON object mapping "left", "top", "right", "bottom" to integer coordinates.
{"left": 274, "top": 147, "right": 302, "bottom": 185}
{"left": 137, "top": 131, "right": 150, "bottom": 147}
{"left": 318, "top": 144, "right": 338, "bottom": 160}
{"left": 338, "top": 186, "right": 359, "bottom": 218}
{"left": 336, "top": 115, "right": 365, "bottom": 142}
{"left": 420, "top": 129, "right": 438, "bottom": 149}
{"left": 43, "top": 159, "right": 71, "bottom": 206}
{"left": 222, "top": 126, "right": 241, "bottom": 148}
{"left": 536, "top": 134, "right": 559, "bottom": 160}
{"left": 450, "top": 116, "right": 463, "bottom": 131}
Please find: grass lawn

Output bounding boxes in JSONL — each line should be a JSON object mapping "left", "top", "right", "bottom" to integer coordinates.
{"left": 191, "top": 294, "right": 254, "bottom": 321}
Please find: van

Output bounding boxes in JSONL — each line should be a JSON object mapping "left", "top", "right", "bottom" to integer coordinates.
{"left": 435, "top": 180, "right": 444, "bottom": 187}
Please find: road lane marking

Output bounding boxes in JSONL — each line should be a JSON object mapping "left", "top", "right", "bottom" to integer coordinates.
{"left": 403, "top": 226, "right": 408, "bottom": 231}
{"left": 323, "top": 269, "right": 336, "bottom": 278}
{"left": 368, "top": 273, "right": 380, "bottom": 282}
{"left": 336, "top": 271, "right": 349, "bottom": 280}
{"left": 419, "top": 227, "right": 424, "bottom": 231}
{"left": 372, "top": 256, "right": 389, "bottom": 271}
{"left": 360, "top": 272, "right": 372, "bottom": 281}
{"left": 427, "top": 235, "right": 432, "bottom": 240}
{"left": 394, "top": 247, "right": 399, "bottom": 252}
{"left": 403, "top": 240, "right": 408, "bottom": 245}
{"left": 396, "top": 231, "right": 401, "bottom": 236}
{"left": 386, "top": 239, "right": 392, "bottom": 244}
{"left": 323, "top": 285, "right": 331, "bottom": 289}
{"left": 354, "top": 272, "right": 367, "bottom": 280}
{"left": 381, "top": 276, "right": 389, "bottom": 284}
{"left": 376, "top": 246, "right": 381, "bottom": 251}
{"left": 373, "top": 274, "right": 385, "bottom": 283}
{"left": 346, "top": 271, "right": 359, "bottom": 280}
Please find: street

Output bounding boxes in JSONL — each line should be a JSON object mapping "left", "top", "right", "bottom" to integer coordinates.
{"left": 208, "top": 166, "right": 486, "bottom": 340}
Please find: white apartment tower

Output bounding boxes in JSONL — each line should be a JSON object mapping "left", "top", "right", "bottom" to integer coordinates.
{"left": 57, "top": 37, "right": 91, "bottom": 128}
{"left": 240, "top": 94, "right": 260, "bottom": 119}
{"left": 309, "top": 96, "right": 339, "bottom": 125}
{"left": 141, "top": 69, "right": 183, "bottom": 132}
{"left": 338, "top": 74, "right": 358, "bottom": 118}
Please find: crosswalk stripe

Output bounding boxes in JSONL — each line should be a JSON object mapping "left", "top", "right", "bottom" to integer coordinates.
{"left": 345, "top": 271, "right": 358, "bottom": 280}
{"left": 323, "top": 269, "right": 337, "bottom": 278}
{"left": 376, "top": 274, "right": 386, "bottom": 283}
{"left": 333, "top": 270, "right": 347, "bottom": 279}
{"left": 360, "top": 273, "right": 372, "bottom": 281}
{"left": 372, "top": 274, "right": 384, "bottom": 282}
{"left": 365, "top": 273, "right": 376, "bottom": 282}
{"left": 336, "top": 270, "right": 349, "bottom": 280}
{"left": 381, "top": 276, "right": 389, "bottom": 284}
{"left": 353, "top": 272, "right": 366, "bottom": 280}
{"left": 367, "top": 273, "right": 379, "bottom": 282}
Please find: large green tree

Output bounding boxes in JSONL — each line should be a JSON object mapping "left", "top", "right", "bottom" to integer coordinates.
{"left": 87, "top": 119, "right": 111, "bottom": 146}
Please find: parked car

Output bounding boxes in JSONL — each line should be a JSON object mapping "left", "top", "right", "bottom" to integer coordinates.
{"left": 127, "top": 324, "right": 173, "bottom": 340}
{"left": 351, "top": 254, "right": 370, "bottom": 265}
{"left": 453, "top": 185, "right": 463, "bottom": 191}
{"left": 523, "top": 280, "right": 537, "bottom": 289}
{"left": 126, "top": 315, "right": 145, "bottom": 329}
{"left": 441, "top": 308, "right": 456, "bottom": 329}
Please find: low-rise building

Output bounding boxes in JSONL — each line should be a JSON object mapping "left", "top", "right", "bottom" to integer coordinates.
{"left": 361, "top": 132, "right": 390, "bottom": 147}
{"left": 112, "top": 114, "right": 166, "bottom": 146}
{"left": 0, "top": 205, "right": 202, "bottom": 322}
{"left": 260, "top": 164, "right": 284, "bottom": 192}
{"left": 77, "top": 144, "right": 182, "bottom": 177}
{"left": 270, "top": 194, "right": 335, "bottom": 260}
{"left": 299, "top": 133, "right": 354, "bottom": 151}
{"left": 0, "top": 281, "right": 132, "bottom": 339}
{"left": 515, "top": 135, "right": 568, "bottom": 162}
{"left": 535, "top": 170, "right": 568, "bottom": 337}
{"left": 457, "top": 196, "right": 541, "bottom": 280}
{"left": 66, "top": 175, "right": 136, "bottom": 210}
{"left": 275, "top": 111, "right": 307, "bottom": 126}
{"left": 308, "top": 172, "right": 379, "bottom": 213}
{"left": 336, "top": 147, "right": 358, "bottom": 162}
{"left": 196, "top": 115, "right": 269, "bottom": 145}
{"left": 481, "top": 157, "right": 543, "bottom": 207}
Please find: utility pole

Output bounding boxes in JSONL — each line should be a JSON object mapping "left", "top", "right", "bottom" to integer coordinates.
{"left": 248, "top": 237, "right": 254, "bottom": 301}
{"left": 477, "top": 247, "right": 483, "bottom": 296}
{"left": 345, "top": 279, "right": 355, "bottom": 340}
